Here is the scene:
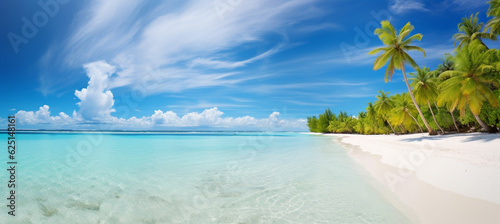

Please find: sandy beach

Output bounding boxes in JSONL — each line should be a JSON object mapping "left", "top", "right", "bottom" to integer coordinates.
{"left": 333, "top": 133, "right": 500, "bottom": 224}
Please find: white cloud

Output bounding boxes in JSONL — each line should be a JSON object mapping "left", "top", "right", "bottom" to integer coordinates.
{"left": 125, "top": 116, "right": 152, "bottom": 127}
{"left": 74, "top": 60, "right": 116, "bottom": 121}
{"left": 16, "top": 105, "right": 76, "bottom": 125}
{"left": 150, "top": 107, "right": 304, "bottom": 129}
{"left": 15, "top": 106, "right": 305, "bottom": 130}
{"left": 189, "top": 44, "right": 284, "bottom": 69}
{"left": 41, "top": 0, "right": 322, "bottom": 95}
{"left": 20, "top": 60, "right": 307, "bottom": 130}
{"left": 244, "top": 81, "right": 368, "bottom": 94}
{"left": 28, "top": 1, "right": 322, "bottom": 131}
{"left": 107, "top": 66, "right": 252, "bottom": 94}
{"left": 294, "top": 23, "right": 339, "bottom": 33}
{"left": 63, "top": 0, "right": 144, "bottom": 64}
{"left": 390, "top": 0, "right": 428, "bottom": 14}
{"left": 151, "top": 110, "right": 181, "bottom": 125}
{"left": 167, "top": 102, "right": 251, "bottom": 111}
{"left": 445, "top": 0, "right": 485, "bottom": 9}
{"left": 135, "top": 0, "right": 318, "bottom": 65}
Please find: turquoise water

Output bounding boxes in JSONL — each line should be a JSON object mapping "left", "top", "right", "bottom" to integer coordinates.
{"left": 1, "top": 132, "right": 410, "bottom": 223}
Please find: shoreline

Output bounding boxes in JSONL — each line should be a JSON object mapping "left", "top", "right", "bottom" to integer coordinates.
{"left": 330, "top": 133, "right": 500, "bottom": 223}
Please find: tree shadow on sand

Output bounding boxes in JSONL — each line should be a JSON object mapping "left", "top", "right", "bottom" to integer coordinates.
{"left": 398, "top": 133, "right": 500, "bottom": 143}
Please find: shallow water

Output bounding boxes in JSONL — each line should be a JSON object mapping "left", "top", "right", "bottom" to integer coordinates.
{"left": 1, "top": 132, "right": 410, "bottom": 223}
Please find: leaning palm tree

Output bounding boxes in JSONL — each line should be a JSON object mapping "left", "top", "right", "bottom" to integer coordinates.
{"left": 374, "top": 91, "right": 397, "bottom": 134}
{"left": 453, "top": 13, "right": 497, "bottom": 49}
{"left": 369, "top": 21, "right": 436, "bottom": 135}
{"left": 410, "top": 67, "right": 445, "bottom": 133}
{"left": 438, "top": 40, "right": 499, "bottom": 132}
{"left": 485, "top": 0, "right": 500, "bottom": 35}
{"left": 390, "top": 93, "right": 424, "bottom": 133}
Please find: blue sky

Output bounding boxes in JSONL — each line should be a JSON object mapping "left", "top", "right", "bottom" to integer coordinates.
{"left": 1, "top": 0, "right": 497, "bottom": 131}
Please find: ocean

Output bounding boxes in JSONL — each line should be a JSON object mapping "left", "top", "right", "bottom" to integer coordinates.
{"left": 1, "top": 132, "right": 410, "bottom": 223}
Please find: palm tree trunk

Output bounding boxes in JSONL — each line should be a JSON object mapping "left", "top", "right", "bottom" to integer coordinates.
{"left": 450, "top": 111, "right": 460, "bottom": 132}
{"left": 401, "top": 64, "right": 436, "bottom": 135}
{"left": 479, "top": 38, "right": 489, "bottom": 50}
{"left": 387, "top": 120, "right": 397, "bottom": 134}
{"left": 473, "top": 113, "right": 491, "bottom": 132}
{"left": 428, "top": 101, "right": 444, "bottom": 134}
{"left": 399, "top": 124, "right": 407, "bottom": 134}
{"left": 408, "top": 112, "right": 424, "bottom": 132}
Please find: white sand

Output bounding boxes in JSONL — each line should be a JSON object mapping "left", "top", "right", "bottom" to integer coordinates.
{"left": 333, "top": 133, "right": 500, "bottom": 224}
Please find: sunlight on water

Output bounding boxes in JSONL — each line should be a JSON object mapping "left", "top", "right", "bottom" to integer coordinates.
{"left": 1, "top": 132, "right": 410, "bottom": 223}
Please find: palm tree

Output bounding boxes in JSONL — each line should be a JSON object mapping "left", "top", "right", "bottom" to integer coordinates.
{"left": 369, "top": 21, "right": 436, "bottom": 135}
{"left": 366, "top": 102, "right": 381, "bottom": 134}
{"left": 390, "top": 93, "right": 424, "bottom": 133}
{"left": 374, "top": 91, "right": 397, "bottom": 134}
{"left": 453, "top": 13, "right": 497, "bottom": 49}
{"left": 488, "top": 0, "right": 500, "bottom": 16}
{"left": 438, "top": 40, "right": 499, "bottom": 132}
{"left": 355, "top": 112, "right": 368, "bottom": 134}
{"left": 366, "top": 102, "right": 378, "bottom": 122}
{"left": 434, "top": 55, "right": 461, "bottom": 131}
{"left": 485, "top": 0, "right": 500, "bottom": 35}
{"left": 410, "top": 67, "right": 445, "bottom": 133}
{"left": 436, "top": 54, "right": 455, "bottom": 73}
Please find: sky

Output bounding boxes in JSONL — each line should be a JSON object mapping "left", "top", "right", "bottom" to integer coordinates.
{"left": 1, "top": 0, "right": 497, "bottom": 131}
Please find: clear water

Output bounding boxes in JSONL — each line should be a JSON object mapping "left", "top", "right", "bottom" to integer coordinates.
{"left": 1, "top": 132, "right": 411, "bottom": 223}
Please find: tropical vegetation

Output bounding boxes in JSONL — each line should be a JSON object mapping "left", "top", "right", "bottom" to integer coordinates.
{"left": 307, "top": 3, "right": 500, "bottom": 134}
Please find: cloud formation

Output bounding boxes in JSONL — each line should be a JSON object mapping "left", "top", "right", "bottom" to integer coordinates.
{"left": 16, "top": 61, "right": 306, "bottom": 130}
{"left": 446, "top": 0, "right": 485, "bottom": 9}
{"left": 41, "top": 0, "right": 322, "bottom": 96}
{"left": 15, "top": 106, "right": 305, "bottom": 130}
{"left": 390, "top": 0, "right": 428, "bottom": 14}
{"left": 75, "top": 60, "right": 116, "bottom": 120}
{"left": 150, "top": 107, "right": 295, "bottom": 128}
{"left": 189, "top": 44, "right": 284, "bottom": 69}
{"left": 16, "top": 105, "right": 76, "bottom": 125}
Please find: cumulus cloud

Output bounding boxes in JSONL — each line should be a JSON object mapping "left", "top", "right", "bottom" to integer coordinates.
{"left": 150, "top": 107, "right": 304, "bottom": 129}
{"left": 390, "top": 0, "right": 428, "bottom": 14}
{"left": 151, "top": 110, "right": 181, "bottom": 125}
{"left": 18, "top": 59, "right": 307, "bottom": 130}
{"left": 16, "top": 105, "right": 76, "bottom": 125}
{"left": 74, "top": 60, "right": 116, "bottom": 120}
{"left": 15, "top": 106, "right": 305, "bottom": 130}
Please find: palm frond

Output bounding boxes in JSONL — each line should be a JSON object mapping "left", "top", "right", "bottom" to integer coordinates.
{"left": 403, "top": 45, "right": 426, "bottom": 57}
{"left": 373, "top": 49, "right": 395, "bottom": 70}
{"left": 400, "top": 33, "right": 423, "bottom": 46}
